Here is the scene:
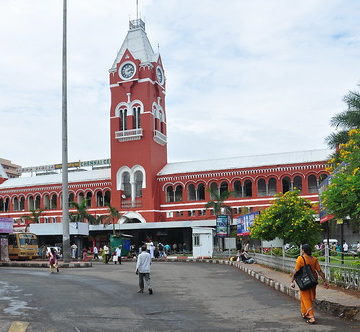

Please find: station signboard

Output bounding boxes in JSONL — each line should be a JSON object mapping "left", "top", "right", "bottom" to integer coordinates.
{"left": 237, "top": 212, "right": 259, "bottom": 236}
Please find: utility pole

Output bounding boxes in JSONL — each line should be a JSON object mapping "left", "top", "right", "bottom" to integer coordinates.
{"left": 62, "top": 0, "right": 70, "bottom": 262}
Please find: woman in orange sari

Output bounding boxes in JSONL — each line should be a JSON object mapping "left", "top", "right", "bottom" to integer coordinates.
{"left": 291, "top": 244, "right": 328, "bottom": 324}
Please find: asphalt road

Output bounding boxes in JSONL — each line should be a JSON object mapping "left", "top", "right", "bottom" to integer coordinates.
{"left": 0, "top": 262, "right": 358, "bottom": 332}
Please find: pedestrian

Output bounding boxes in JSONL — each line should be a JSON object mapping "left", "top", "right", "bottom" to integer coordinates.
{"left": 93, "top": 246, "right": 99, "bottom": 260}
{"left": 135, "top": 245, "right": 153, "bottom": 295}
{"left": 357, "top": 241, "right": 360, "bottom": 258}
{"left": 82, "top": 248, "right": 88, "bottom": 262}
{"left": 115, "top": 246, "right": 122, "bottom": 264}
{"left": 290, "top": 244, "right": 328, "bottom": 324}
{"left": 112, "top": 250, "right": 118, "bottom": 264}
{"left": 48, "top": 247, "right": 59, "bottom": 273}
{"left": 71, "top": 243, "right": 77, "bottom": 259}
{"left": 343, "top": 241, "right": 349, "bottom": 254}
{"left": 244, "top": 241, "right": 250, "bottom": 252}
{"left": 103, "top": 244, "right": 110, "bottom": 264}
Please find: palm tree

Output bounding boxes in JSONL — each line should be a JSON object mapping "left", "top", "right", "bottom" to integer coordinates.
{"left": 326, "top": 87, "right": 360, "bottom": 149}
{"left": 205, "top": 188, "right": 233, "bottom": 216}
{"left": 105, "top": 203, "right": 121, "bottom": 235}
{"left": 70, "top": 199, "right": 91, "bottom": 223}
{"left": 24, "top": 209, "right": 44, "bottom": 224}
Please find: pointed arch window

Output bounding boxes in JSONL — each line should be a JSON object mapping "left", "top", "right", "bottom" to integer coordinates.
{"left": 86, "top": 192, "right": 92, "bottom": 208}
{"left": 44, "top": 195, "right": 50, "bottom": 209}
{"left": 257, "top": 179, "right": 266, "bottom": 197}
{"left": 282, "top": 177, "right": 291, "bottom": 193}
{"left": 51, "top": 194, "right": 57, "bottom": 209}
{"left": 293, "top": 176, "right": 302, "bottom": 192}
{"left": 28, "top": 196, "right": 35, "bottom": 211}
{"left": 220, "top": 181, "right": 229, "bottom": 195}
{"left": 133, "top": 106, "right": 141, "bottom": 129}
{"left": 19, "top": 196, "right": 25, "bottom": 211}
{"left": 119, "top": 108, "right": 127, "bottom": 131}
{"left": 244, "top": 180, "right": 252, "bottom": 197}
{"left": 268, "top": 178, "right": 277, "bottom": 196}
{"left": 135, "top": 170, "right": 143, "bottom": 198}
{"left": 122, "top": 172, "right": 131, "bottom": 198}
{"left": 104, "top": 191, "right": 111, "bottom": 205}
{"left": 68, "top": 193, "right": 75, "bottom": 207}
{"left": 234, "top": 180, "right": 242, "bottom": 197}
{"left": 0, "top": 198, "right": 4, "bottom": 212}
{"left": 96, "top": 191, "right": 104, "bottom": 207}
{"left": 210, "top": 182, "right": 218, "bottom": 199}
{"left": 13, "top": 197, "right": 19, "bottom": 211}
{"left": 308, "top": 175, "right": 318, "bottom": 193}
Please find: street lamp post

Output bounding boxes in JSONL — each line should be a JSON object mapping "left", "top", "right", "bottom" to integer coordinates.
{"left": 62, "top": 0, "right": 70, "bottom": 262}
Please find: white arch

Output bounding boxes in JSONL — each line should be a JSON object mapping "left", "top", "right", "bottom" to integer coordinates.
{"left": 130, "top": 100, "right": 144, "bottom": 114}
{"left": 119, "top": 211, "right": 146, "bottom": 224}
{"left": 116, "top": 166, "right": 132, "bottom": 190}
{"left": 131, "top": 165, "right": 146, "bottom": 188}
{"left": 115, "top": 102, "right": 129, "bottom": 117}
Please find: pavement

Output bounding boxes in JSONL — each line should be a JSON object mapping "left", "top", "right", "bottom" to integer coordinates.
{"left": 1, "top": 256, "right": 359, "bottom": 321}
{"left": 166, "top": 257, "right": 360, "bottom": 321}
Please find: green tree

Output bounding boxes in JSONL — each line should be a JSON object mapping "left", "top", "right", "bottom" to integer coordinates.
{"left": 250, "top": 190, "right": 321, "bottom": 246}
{"left": 326, "top": 86, "right": 360, "bottom": 149}
{"left": 70, "top": 199, "right": 91, "bottom": 223}
{"left": 105, "top": 203, "right": 121, "bottom": 235}
{"left": 24, "top": 209, "right": 44, "bottom": 224}
{"left": 321, "top": 129, "right": 360, "bottom": 224}
{"left": 205, "top": 188, "right": 233, "bottom": 216}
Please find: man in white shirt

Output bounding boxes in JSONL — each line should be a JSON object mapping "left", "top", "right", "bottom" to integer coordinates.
{"left": 136, "top": 246, "right": 153, "bottom": 294}
{"left": 93, "top": 246, "right": 99, "bottom": 260}
{"left": 103, "top": 244, "right": 110, "bottom": 264}
{"left": 115, "top": 246, "right": 122, "bottom": 265}
{"left": 343, "top": 241, "right": 349, "bottom": 253}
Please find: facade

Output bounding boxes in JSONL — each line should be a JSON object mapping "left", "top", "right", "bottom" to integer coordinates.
{"left": 0, "top": 19, "right": 330, "bottom": 247}
{"left": 0, "top": 158, "right": 20, "bottom": 179}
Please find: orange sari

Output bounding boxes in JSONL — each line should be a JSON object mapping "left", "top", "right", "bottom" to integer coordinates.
{"left": 295, "top": 254, "right": 320, "bottom": 318}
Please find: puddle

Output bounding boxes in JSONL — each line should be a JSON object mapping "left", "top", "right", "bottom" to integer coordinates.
{"left": 0, "top": 281, "right": 37, "bottom": 316}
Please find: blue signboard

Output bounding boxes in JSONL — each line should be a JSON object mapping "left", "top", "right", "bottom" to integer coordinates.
{"left": 216, "top": 215, "right": 230, "bottom": 237}
{"left": 237, "top": 212, "right": 259, "bottom": 236}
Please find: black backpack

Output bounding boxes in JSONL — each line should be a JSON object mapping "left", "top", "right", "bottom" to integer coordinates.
{"left": 294, "top": 256, "right": 318, "bottom": 290}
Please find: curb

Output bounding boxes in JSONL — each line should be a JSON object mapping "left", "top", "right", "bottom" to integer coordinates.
{"left": 168, "top": 258, "right": 360, "bottom": 321}
{"left": 0, "top": 261, "right": 92, "bottom": 268}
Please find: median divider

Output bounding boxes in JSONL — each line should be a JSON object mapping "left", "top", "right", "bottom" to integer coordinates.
{"left": 0, "top": 260, "right": 92, "bottom": 268}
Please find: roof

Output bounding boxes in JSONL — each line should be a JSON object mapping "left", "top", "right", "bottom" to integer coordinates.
{"left": 0, "top": 164, "right": 8, "bottom": 179}
{"left": 110, "top": 19, "right": 156, "bottom": 71}
{"left": 157, "top": 149, "right": 332, "bottom": 176}
{"left": 0, "top": 168, "right": 111, "bottom": 189}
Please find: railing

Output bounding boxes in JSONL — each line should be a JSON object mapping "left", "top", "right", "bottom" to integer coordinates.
{"left": 115, "top": 128, "right": 143, "bottom": 142}
{"left": 248, "top": 247, "right": 360, "bottom": 290}
{"left": 153, "top": 130, "right": 167, "bottom": 145}
{"left": 121, "top": 199, "right": 142, "bottom": 209}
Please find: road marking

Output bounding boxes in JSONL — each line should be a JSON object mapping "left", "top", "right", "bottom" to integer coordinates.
{"left": 8, "top": 321, "right": 29, "bottom": 332}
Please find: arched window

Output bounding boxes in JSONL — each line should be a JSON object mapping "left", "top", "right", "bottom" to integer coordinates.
{"left": 166, "top": 186, "right": 174, "bottom": 203}
{"left": 308, "top": 175, "right": 318, "bottom": 193}
{"left": 51, "top": 194, "right": 57, "bottom": 209}
{"left": 319, "top": 174, "right": 328, "bottom": 183}
{"left": 197, "top": 183, "right": 205, "bottom": 201}
{"left": 96, "top": 191, "right": 103, "bottom": 207}
{"left": 244, "top": 180, "right": 252, "bottom": 197}
{"left": 159, "top": 111, "right": 165, "bottom": 134}
{"left": 28, "top": 196, "right": 35, "bottom": 211}
{"left": 78, "top": 192, "right": 85, "bottom": 204}
{"left": 19, "top": 197, "right": 25, "bottom": 211}
{"left": 122, "top": 172, "right": 131, "bottom": 198}
{"left": 268, "top": 178, "right": 277, "bottom": 196}
{"left": 5, "top": 198, "right": 9, "bottom": 212}
{"left": 13, "top": 197, "right": 19, "bottom": 211}
{"left": 44, "top": 195, "right": 50, "bottom": 209}
{"left": 257, "top": 179, "right": 266, "bottom": 197}
{"left": 175, "top": 185, "right": 183, "bottom": 202}
{"left": 0, "top": 198, "right": 4, "bottom": 212}
{"left": 220, "top": 181, "right": 228, "bottom": 195}
{"left": 134, "top": 170, "right": 143, "bottom": 197}
{"left": 210, "top": 182, "right": 218, "bottom": 199}
{"left": 282, "top": 177, "right": 291, "bottom": 193}
{"left": 133, "top": 106, "right": 141, "bottom": 129}
{"left": 35, "top": 195, "right": 41, "bottom": 209}
{"left": 86, "top": 192, "right": 92, "bottom": 208}
{"left": 104, "top": 190, "right": 111, "bottom": 205}
{"left": 119, "top": 108, "right": 127, "bottom": 130}
{"left": 188, "top": 184, "right": 196, "bottom": 201}
{"left": 234, "top": 180, "right": 242, "bottom": 197}
{"left": 293, "top": 176, "right": 302, "bottom": 192}
{"left": 68, "top": 193, "right": 75, "bottom": 207}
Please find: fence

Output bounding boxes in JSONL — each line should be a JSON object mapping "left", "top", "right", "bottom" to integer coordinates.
{"left": 248, "top": 246, "right": 360, "bottom": 290}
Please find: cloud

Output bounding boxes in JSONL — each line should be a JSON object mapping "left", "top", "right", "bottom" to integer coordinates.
{"left": 0, "top": 0, "right": 359, "bottom": 168}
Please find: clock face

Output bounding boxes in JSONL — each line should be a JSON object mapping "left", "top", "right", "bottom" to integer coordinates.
{"left": 156, "top": 66, "right": 164, "bottom": 85}
{"left": 119, "top": 62, "right": 136, "bottom": 80}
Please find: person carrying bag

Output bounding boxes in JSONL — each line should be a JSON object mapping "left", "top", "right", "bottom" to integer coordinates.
{"left": 290, "top": 244, "right": 328, "bottom": 325}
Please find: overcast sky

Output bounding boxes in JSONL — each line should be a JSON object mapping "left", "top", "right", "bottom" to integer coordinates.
{"left": 0, "top": 0, "right": 359, "bottom": 168}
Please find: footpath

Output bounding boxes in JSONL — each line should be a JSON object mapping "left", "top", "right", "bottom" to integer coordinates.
{"left": 0, "top": 260, "right": 91, "bottom": 268}
{"left": 167, "top": 257, "right": 360, "bottom": 321}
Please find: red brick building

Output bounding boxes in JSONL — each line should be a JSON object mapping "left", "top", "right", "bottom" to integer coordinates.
{"left": 0, "top": 19, "right": 330, "bottom": 247}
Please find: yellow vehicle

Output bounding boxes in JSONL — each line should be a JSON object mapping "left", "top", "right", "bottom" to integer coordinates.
{"left": 8, "top": 232, "right": 39, "bottom": 260}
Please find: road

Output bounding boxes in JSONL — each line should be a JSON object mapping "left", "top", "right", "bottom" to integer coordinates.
{"left": 0, "top": 262, "right": 358, "bottom": 331}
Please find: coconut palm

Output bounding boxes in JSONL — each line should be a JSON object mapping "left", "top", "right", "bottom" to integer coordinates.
{"left": 326, "top": 87, "right": 360, "bottom": 148}
{"left": 70, "top": 199, "right": 91, "bottom": 223}
{"left": 105, "top": 203, "right": 121, "bottom": 235}
{"left": 205, "top": 188, "right": 233, "bottom": 216}
{"left": 24, "top": 209, "right": 44, "bottom": 224}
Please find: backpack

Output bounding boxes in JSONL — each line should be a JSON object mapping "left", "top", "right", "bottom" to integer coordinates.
{"left": 294, "top": 256, "right": 318, "bottom": 290}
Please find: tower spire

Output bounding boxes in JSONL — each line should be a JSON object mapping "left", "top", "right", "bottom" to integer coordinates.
{"left": 136, "top": 0, "right": 139, "bottom": 20}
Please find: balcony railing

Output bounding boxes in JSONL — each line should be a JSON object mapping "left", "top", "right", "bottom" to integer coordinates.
{"left": 153, "top": 130, "right": 167, "bottom": 145}
{"left": 115, "top": 128, "right": 143, "bottom": 142}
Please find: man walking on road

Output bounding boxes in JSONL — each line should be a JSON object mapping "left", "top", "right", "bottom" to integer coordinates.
{"left": 136, "top": 246, "right": 153, "bottom": 295}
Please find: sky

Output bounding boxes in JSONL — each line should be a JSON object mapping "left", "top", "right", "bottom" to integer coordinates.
{"left": 0, "top": 0, "right": 359, "bottom": 168}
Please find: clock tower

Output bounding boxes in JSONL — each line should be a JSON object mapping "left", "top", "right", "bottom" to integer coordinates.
{"left": 109, "top": 19, "right": 167, "bottom": 223}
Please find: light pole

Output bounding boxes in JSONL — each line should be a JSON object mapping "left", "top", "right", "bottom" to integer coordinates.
{"left": 62, "top": 0, "right": 70, "bottom": 262}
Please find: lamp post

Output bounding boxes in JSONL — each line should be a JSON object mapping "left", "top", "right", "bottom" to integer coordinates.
{"left": 62, "top": 0, "right": 70, "bottom": 262}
